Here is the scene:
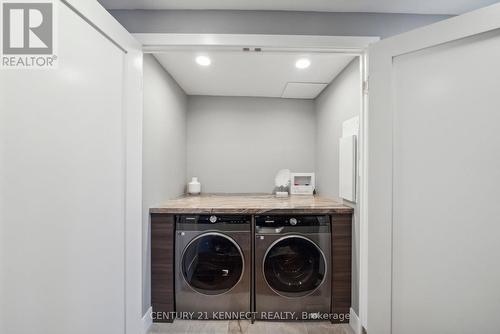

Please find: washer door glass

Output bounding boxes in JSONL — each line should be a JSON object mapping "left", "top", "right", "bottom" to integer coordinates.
{"left": 264, "top": 236, "right": 326, "bottom": 297}
{"left": 182, "top": 233, "right": 244, "bottom": 295}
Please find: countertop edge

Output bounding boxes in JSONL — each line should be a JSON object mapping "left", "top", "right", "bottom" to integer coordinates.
{"left": 149, "top": 207, "right": 354, "bottom": 214}
{"left": 149, "top": 194, "right": 355, "bottom": 215}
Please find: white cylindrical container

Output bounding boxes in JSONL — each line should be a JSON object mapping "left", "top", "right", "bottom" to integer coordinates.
{"left": 188, "top": 177, "right": 201, "bottom": 195}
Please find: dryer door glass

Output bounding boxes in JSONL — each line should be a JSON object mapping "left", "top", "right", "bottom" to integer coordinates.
{"left": 182, "top": 233, "right": 244, "bottom": 295}
{"left": 264, "top": 236, "right": 326, "bottom": 297}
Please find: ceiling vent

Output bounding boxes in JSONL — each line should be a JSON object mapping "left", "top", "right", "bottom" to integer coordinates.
{"left": 242, "top": 47, "right": 262, "bottom": 52}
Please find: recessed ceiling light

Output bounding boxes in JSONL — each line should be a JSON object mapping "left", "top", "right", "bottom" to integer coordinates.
{"left": 295, "top": 58, "right": 311, "bottom": 69}
{"left": 196, "top": 56, "right": 211, "bottom": 66}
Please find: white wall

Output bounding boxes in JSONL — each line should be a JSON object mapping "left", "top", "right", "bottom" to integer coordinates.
{"left": 390, "top": 29, "right": 500, "bottom": 334}
{"left": 142, "top": 54, "right": 187, "bottom": 314}
{"left": 315, "top": 58, "right": 361, "bottom": 314}
{"left": 187, "top": 96, "right": 315, "bottom": 193}
{"left": 0, "top": 3, "right": 128, "bottom": 334}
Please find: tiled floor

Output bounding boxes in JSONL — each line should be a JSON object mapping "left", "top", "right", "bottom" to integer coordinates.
{"left": 148, "top": 320, "right": 354, "bottom": 334}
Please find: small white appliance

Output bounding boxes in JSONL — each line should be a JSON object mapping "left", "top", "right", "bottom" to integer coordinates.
{"left": 290, "top": 173, "right": 315, "bottom": 195}
{"left": 188, "top": 177, "right": 201, "bottom": 195}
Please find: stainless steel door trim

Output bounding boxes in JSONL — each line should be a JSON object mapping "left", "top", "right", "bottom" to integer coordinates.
{"left": 261, "top": 234, "right": 328, "bottom": 299}
{"left": 179, "top": 231, "right": 246, "bottom": 296}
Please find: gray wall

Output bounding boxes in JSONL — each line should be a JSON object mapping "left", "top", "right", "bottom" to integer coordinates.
{"left": 187, "top": 96, "right": 315, "bottom": 193}
{"left": 315, "top": 58, "right": 361, "bottom": 313}
{"left": 109, "top": 10, "right": 451, "bottom": 38}
{"left": 142, "top": 54, "right": 187, "bottom": 314}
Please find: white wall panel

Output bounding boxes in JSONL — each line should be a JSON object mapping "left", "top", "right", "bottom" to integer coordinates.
{"left": 0, "top": 3, "right": 126, "bottom": 334}
{"left": 391, "top": 29, "right": 500, "bottom": 334}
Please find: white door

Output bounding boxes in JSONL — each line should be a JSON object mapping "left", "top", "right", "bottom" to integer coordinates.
{"left": 367, "top": 3, "right": 500, "bottom": 334}
{"left": 0, "top": 1, "right": 142, "bottom": 334}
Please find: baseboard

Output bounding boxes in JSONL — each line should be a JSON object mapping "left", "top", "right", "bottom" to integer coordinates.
{"left": 349, "top": 308, "right": 362, "bottom": 334}
{"left": 142, "top": 307, "right": 153, "bottom": 334}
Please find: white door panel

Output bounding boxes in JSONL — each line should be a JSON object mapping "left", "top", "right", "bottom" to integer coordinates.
{"left": 392, "top": 29, "right": 500, "bottom": 334}
{"left": 368, "top": 3, "right": 500, "bottom": 333}
{"left": 0, "top": 2, "right": 125, "bottom": 334}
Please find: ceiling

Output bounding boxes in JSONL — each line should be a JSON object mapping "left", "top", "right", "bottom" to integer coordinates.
{"left": 99, "top": 0, "right": 498, "bottom": 15}
{"left": 153, "top": 51, "right": 355, "bottom": 99}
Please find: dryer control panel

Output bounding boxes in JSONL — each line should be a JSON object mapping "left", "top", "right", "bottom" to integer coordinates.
{"left": 255, "top": 215, "right": 329, "bottom": 227}
{"left": 255, "top": 215, "right": 330, "bottom": 234}
{"left": 177, "top": 215, "right": 251, "bottom": 232}
{"left": 178, "top": 215, "right": 251, "bottom": 224}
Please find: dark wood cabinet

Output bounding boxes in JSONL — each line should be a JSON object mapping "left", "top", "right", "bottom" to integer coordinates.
{"left": 331, "top": 213, "right": 352, "bottom": 323}
{"left": 150, "top": 210, "right": 353, "bottom": 324}
{"left": 150, "top": 214, "right": 175, "bottom": 323}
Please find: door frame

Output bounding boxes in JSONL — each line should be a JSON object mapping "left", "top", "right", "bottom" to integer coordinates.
{"left": 367, "top": 3, "right": 500, "bottom": 333}
{"left": 134, "top": 33, "right": 378, "bottom": 54}
{"left": 63, "top": 1, "right": 144, "bottom": 333}
{"left": 134, "top": 32, "right": 376, "bottom": 332}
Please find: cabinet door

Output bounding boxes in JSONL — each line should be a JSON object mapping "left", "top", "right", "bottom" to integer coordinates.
{"left": 368, "top": 4, "right": 500, "bottom": 334}
{"left": 0, "top": 2, "right": 128, "bottom": 334}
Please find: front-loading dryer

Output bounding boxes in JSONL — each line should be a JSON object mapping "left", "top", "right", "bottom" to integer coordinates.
{"left": 255, "top": 215, "right": 331, "bottom": 320}
{"left": 175, "top": 215, "right": 251, "bottom": 318}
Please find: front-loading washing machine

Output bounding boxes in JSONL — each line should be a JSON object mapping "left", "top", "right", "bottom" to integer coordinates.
{"left": 254, "top": 215, "right": 331, "bottom": 320}
{"left": 175, "top": 215, "right": 251, "bottom": 318}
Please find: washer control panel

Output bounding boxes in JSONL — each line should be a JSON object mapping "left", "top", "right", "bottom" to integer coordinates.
{"left": 255, "top": 215, "right": 329, "bottom": 227}
{"left": 178, "top": 215, "right": 251, "bottom": 225}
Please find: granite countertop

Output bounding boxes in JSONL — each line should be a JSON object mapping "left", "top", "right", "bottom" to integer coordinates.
{"left": 149, "top": 193, "right": 353, "bottom": 215}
